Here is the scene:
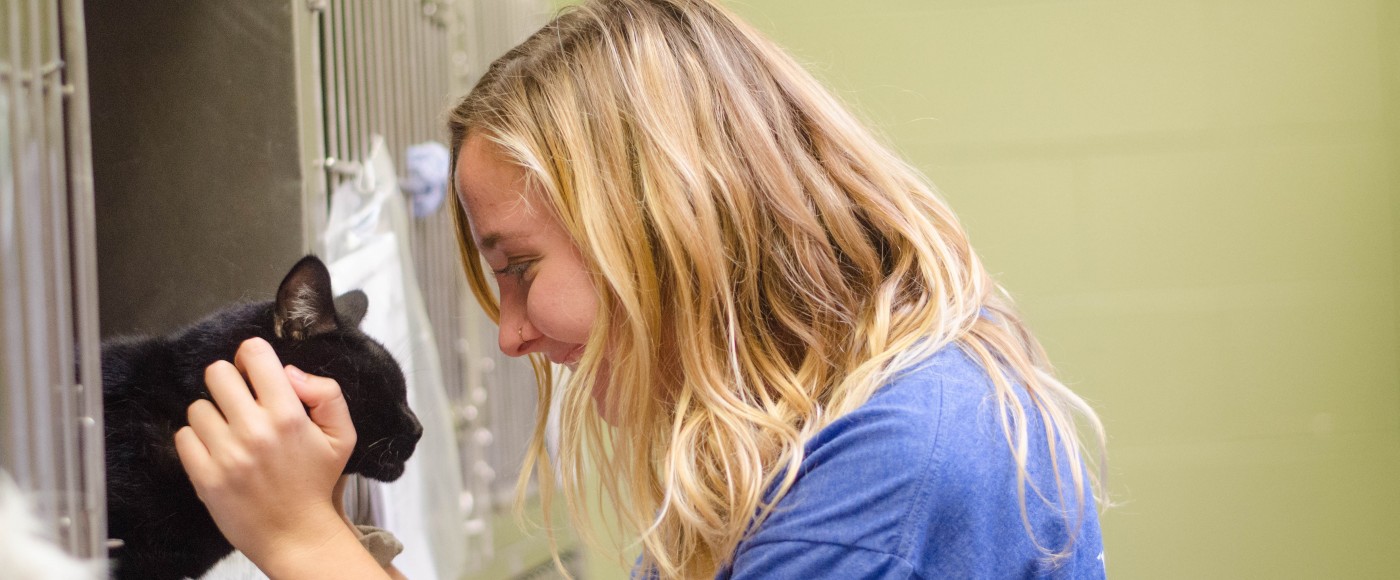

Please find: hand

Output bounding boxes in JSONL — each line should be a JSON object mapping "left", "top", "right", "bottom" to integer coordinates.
{"left": 174, "top": 337, "right": 358, "bottom": 569}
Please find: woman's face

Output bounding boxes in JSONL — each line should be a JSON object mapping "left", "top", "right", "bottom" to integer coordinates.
{"left": 456, "top": 135, "right": 611, "bottom": 415}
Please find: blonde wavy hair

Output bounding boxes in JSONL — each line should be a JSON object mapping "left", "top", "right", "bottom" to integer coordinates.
{"left": 448, "top": 0, "right": 1106, "bottom": 577}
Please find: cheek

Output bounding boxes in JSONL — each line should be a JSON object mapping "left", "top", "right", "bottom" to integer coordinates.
{"left": 526, "top": 266, "right": 598, "bottom": 343}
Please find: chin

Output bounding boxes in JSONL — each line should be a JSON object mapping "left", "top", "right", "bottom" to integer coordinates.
{"left": 362, "top": 462, "right": 408, "bottom": 482}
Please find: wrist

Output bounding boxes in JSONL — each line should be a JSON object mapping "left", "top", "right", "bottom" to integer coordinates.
{"left": 252, "top": 508, "right": 389, "bottom": 580}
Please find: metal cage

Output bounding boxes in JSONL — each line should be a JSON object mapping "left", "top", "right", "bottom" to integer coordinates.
{"left": 76, "top": 0, "right": 570, "bottom": 577}
{"left": 0, "top": 0, "right": 106, "bottom": 563}
{"left": 4, "top": 0, "right": 571, "bottom": 576}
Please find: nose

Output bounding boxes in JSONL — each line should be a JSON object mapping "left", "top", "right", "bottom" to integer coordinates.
{"left": 406, "top": 411, "right": 423, "bottom": 443}
{"left": 388, "top": 410, "right": 423, "bottom": 462}
{"left": 498, "top": 316, "right": 541, "bottom": 358}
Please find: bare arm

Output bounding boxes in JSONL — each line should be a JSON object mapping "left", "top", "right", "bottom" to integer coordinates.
{"left": 256, "top": 524, "right": 390, "bottom": 580}
{"left": 333, "top": 476, "right": 410, "bottom": 580}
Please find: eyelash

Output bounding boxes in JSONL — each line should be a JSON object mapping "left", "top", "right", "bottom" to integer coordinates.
{"left": 492, "top": 261, "right": 532, "bottom": 278}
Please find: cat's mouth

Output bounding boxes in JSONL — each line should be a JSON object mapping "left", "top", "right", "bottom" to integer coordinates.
{"left": 359, "top": 460, "right": 408, "bottom": 482}
{"left": 346, "top": 410, "right": 423, "bottom": 482}
{"left": 349, "top": 424, "right": 420, "bottom": 482}
{"left": 347, "top": 439, "right": 416, "bottom": 482}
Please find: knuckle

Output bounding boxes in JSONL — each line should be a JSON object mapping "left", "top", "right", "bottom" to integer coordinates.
{"left": 192, "top": 474, "right": 225, "bottom": 496}
{"left": 242, "top": 425, "right": 277, "bottom": 450}
{"left": 216, "top": 450, "right": 252, "bottom": 473}
{"left": 272, "top": 410, "right": 306, "bottom": 433}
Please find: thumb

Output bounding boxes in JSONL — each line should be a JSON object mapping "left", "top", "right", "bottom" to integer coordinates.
{"left": 284, "top": 365, "right": 356, "bottom": 449}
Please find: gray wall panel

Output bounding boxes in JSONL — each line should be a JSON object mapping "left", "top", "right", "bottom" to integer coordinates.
{"left": 86, "top": 0, "right": 310, "bottom": 337}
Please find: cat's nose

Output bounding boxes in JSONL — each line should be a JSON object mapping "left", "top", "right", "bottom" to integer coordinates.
{"left": 404, "top": 412, "right": 423, "bottom": 446}
{"left": 383, "top": 414, "right": 422, "bottom": 465}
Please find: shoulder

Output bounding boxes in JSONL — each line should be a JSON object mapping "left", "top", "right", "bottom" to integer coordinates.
{"left": 725, "top": 344, "right": 1105, "bottom": 579}
{"left": 735, "top": 344, "right": 997, "bottom": 548}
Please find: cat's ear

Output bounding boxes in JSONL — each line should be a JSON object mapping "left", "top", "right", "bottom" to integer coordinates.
{"left": 273, "top": 255, "right": 340, "bottom": 340}
{"left": 335, "top": 290, "right": 369, "bottom": 329}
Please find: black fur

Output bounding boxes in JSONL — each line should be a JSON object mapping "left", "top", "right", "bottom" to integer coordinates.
{"left": 103, "top": 256, "right": 423, "bottom": 580}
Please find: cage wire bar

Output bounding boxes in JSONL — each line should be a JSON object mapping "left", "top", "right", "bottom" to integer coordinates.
{"left": 0, "top": 0, "right": 105, "bottom": 562}
{"left": 314, "top": 0, "right": 556, "bottom": 572}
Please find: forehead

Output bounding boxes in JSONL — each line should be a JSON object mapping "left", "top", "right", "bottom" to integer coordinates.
{"left": 455, "top": 136, "right": 541, "bottom": 247}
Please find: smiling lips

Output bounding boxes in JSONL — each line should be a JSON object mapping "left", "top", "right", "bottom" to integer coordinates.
{"left": 552, "top": 344, "right": 585, "bottom": 368}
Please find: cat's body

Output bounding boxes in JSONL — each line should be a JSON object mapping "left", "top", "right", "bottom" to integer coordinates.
{"left": 103, "top": 256, "right": 422, "bottom": 580}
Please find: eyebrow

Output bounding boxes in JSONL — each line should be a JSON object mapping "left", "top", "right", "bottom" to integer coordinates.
{"left": 478, "top": 231, "right": 520, "bottom": 251}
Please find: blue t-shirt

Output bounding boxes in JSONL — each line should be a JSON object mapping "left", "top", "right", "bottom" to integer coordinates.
{"left": 715, "top": 344, "right": 1105, "bottom": 579}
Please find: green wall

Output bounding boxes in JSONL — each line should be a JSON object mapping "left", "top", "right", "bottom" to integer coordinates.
{"left": 555, "top": 1, "right": 1400, "bottom": 577}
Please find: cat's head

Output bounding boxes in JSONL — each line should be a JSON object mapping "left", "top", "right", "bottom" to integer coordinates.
{"left": 266, "top": 256, "right": 423, "bottom": 482}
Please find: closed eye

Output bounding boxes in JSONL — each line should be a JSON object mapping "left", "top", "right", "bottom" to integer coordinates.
{"left": 492, "top": 260, "right": 533, "bottom": 278}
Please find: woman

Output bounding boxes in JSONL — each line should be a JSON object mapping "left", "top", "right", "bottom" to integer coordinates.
{"left": 177, "top": 0, "right": 1107, "bottom": 578}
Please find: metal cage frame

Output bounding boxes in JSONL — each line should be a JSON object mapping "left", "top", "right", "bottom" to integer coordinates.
{"left": 0, "top": 0, "right": 106, "bottom": 562}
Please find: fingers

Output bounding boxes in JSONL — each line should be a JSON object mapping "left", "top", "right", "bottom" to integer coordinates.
{"left": 204, "top": 360, "right": 258, "bottom": 423}
{"left": 186, "top": 398, "right": 232, "bottom": 450}
{"left": 174, "top": 425, "right": 213, "bottom": 480}
{"left": 233, "top": 337, "right": 302, "bottom": 416}
{"left": 287, "top": 367, "right": 356, "bottom": 449}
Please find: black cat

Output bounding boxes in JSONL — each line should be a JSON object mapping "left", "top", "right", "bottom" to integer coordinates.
{"left": 103, "top": 256, "right": 423, "bottom": 580}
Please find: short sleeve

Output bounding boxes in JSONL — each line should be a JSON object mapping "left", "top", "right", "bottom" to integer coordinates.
{"left": 714, "top": 346, "right": 1105, "bottom": 579}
